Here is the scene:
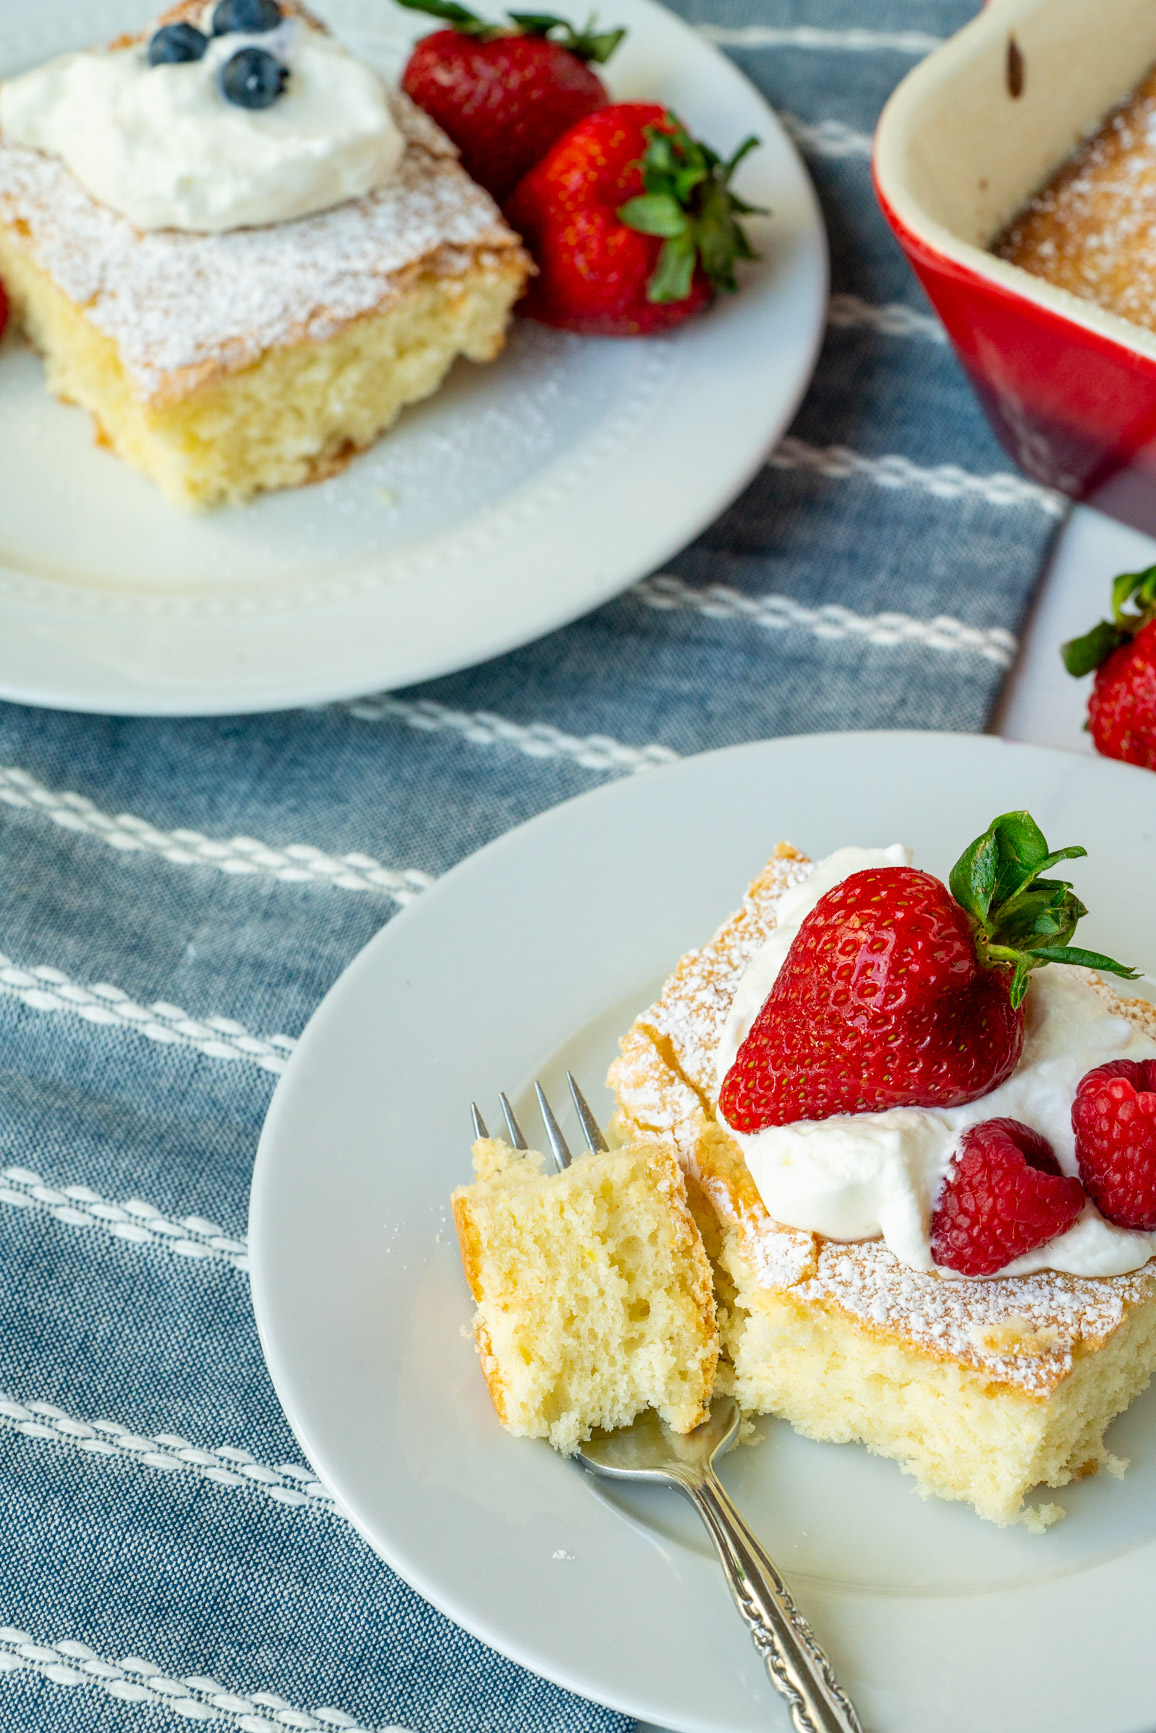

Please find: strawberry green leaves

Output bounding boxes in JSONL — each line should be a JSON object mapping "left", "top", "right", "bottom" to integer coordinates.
{"left": 394, "top": 0, "right": 497, "bottom": 37}
{"left": 1062, "top": 564, "right": 1156, "bottom": 678}
{"left": 395, "top": 0, "right": 624, "bottom": 56}
{"left": 617, "top": 117, "right": 762, "bottom": 304}
{"left": 949, "top": 811, "right": 1138, "bottom": 1009}
{"left": 506, "top": 11, "right": 624, "bottom": 59}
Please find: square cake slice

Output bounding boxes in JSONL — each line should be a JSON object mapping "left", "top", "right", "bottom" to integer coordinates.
{"left": 0, "top": 7, "right": 530, "bottom": 509}
{"left": 609, "top": 844, "right": 1156, "bottom": 1528}
{"left": 453, "top": 1135, "right": 719, "bottom": 1454}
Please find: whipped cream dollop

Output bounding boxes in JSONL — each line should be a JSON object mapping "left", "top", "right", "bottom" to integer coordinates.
{"left": 717, "top": 846, "right": 1156, "bottom": 1279}
{"left": 0, "top": 11, "right": 405, "bottom": 232}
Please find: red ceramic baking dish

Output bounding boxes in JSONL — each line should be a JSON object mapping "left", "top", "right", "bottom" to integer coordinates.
{"left": 874, "top": 0, "right": 1156, "bottom": 533}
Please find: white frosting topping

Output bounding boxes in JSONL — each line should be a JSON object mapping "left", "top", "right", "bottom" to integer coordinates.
{"left": 717, "top": 846, "right": 1156, "bottom": 1279}
{"left": 0, "top": 12, "right": 405, "bottom": 232}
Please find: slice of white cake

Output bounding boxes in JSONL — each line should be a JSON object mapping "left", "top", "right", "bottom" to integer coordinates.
{"left": 452, "top": 1135, "right": 718, "bottom": 1454}
{"left": 609, "top": 844, "right": 1156, "bottom": 1529}
{"left": 0, "top": 3, "right": 530, "bottom": 509}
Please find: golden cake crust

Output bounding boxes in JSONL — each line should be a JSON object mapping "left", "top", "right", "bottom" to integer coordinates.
{"left": 609, "top": 844, "right": 1156, "bottom": 1402}
{"left": 0, "top": 1, "right": 530, "bottom": 406}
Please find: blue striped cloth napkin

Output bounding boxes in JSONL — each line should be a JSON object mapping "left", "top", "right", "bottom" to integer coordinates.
{"left": 0, "top": 1, "right": 1065, "bottom": 1728}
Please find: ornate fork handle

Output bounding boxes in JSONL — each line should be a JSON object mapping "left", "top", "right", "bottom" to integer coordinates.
{"left": 680, "top": 1466, "right": 864, "bottom": 1733}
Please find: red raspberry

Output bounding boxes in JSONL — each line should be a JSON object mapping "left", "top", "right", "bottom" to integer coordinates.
{"left": 1072, "top": 1059, "right": 1156, "bottom": 1229}
{"left": 930, "top": 1118, "right": 1085, "bottom": 1277}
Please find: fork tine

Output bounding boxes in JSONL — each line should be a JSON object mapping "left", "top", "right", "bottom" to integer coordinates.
{"left": 499, "top": 1092, "right": 528, "bottom": 1151}
{"left": 567, "top": 1072, "right": 608, "bottom": 1153}
{"left": 471, "top": 1102, "right": 489, "bottom": 1141}
{"left": 535, "top": 1081, "right": 572, "bottom": 1171}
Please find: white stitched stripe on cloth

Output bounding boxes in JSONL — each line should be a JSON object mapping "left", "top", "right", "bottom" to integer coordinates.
{"left": 0, "top": 1391, "right": 332, "bottom": 1510}
{"left": 827, "top": 294, "right": 946, "bottom": 343}
{"left": 699, "top": 23, "right": 943, "bottom": 52}
{"left": 635, "top": 576, "right": 1019, "bottom": 667}
{"left": 0, "top": 1627, "right": 405, "bottom": 1731}
{"left": 0, "top": 768, "right": 433, "bottom": 904}
{"left": 778, "top": 113, "right": 872, "bottom": 158}
{"left": 769, "top": 436, "right": 1067, "bottom": 515}
{"left": 344, "top": 694, "right": 681, "bottom": 773}
{"left": 0, "top": 954, "right": 297, "bottom": 1074}
{"left": 0, "top": 1166, "right": 249, "bottom": 1271}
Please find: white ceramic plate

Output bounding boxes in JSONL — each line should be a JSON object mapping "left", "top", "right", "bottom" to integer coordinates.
{"left": 0, "top": 0, "right": 825, "bottom": 717}
{"left": 251, "top": 732, "right": 1156, "bottom": 1733}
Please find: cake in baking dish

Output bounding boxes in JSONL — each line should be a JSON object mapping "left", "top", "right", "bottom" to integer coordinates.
{"left": 994, "top": 62, "right": 1156, "bottom": 334}
{"left": 452, "top": 1134, "right": 718, "bottom": 1454}
{"left": 0, "top": 1, "right": 530, "bottom": 508}
{"left": 609, "top": 842, "right": 1156, "bottom": 1529}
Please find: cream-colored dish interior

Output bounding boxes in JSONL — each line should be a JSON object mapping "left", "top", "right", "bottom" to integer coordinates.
{"left": 875, "top": 0, "right": 1156, "bottom": 360}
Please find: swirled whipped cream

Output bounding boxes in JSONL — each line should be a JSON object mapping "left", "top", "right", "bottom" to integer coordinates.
{"left": 717, "top": 846, "right": 1156, "bottom": 1280}
{"left": 0, "top": 11, "right": 404, "bottom": 232}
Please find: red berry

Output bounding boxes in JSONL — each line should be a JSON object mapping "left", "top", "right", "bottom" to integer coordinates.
{"left": 1087, "top": 619, "right": 1156, "bottom": 770}
{"left": 402, "top": 29, "right": 608, "bottom": 202}
{"left": 719, "top": 867, "right": 1025, "bottom": 1131}
{"left": 506, "top": 104, "right": 758, "bottom": 337}
{"left": 930, "top": 1118, "right": 1085, "bottom": 1277}
{"left": 1072, "top": 1059, "right": 1156, "bottom": 1229}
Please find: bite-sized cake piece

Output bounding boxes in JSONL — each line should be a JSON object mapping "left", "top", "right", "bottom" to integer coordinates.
{"left": 0, "top": 2, "right": 530, "bottom": 508}
{"left": 452, "top": 1135, "right": 718, "bottom": 1454}
{"left": 610, "top": 843, "right": 1156, "bottom": 1528}
{"left": 994, "top": 61, "right": 1156, "bottom": 335}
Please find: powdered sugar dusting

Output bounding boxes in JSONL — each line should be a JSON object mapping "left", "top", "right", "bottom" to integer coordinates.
{"left": 0, "top": 93, "right": 524, "bottom": 403}
{"left": 646, "top": 846, "right": 814, "bottom": 1098}
{"left": 995, "top": 64, "right": 1156, "bottom": 333}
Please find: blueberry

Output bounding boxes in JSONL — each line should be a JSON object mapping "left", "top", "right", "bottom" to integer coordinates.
{"left": 211, "top": 0, "right": 283, "bottom": 34}
{"left": 219, "top": 46, "right": 288, "bottom": 108}
{"left": 147, "top": 22, "right": 209, "bottom": 64}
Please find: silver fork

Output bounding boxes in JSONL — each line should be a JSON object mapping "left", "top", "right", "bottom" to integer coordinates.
{"left": 471, "top": 1079, "right": 864, "bottom": 1733}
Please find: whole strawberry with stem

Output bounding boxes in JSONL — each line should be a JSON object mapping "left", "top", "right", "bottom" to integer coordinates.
{"left": 506, "top": 105, "right": 761, "bottom": 336}
{"left": 398, "top": 0, "right": 623, "bottom": 201}
{"left": 719, "top": 811, "right": 1137, "bottom": 1133}
{"left": 1062, "top": 564, "right": 1156, "bottom": 770}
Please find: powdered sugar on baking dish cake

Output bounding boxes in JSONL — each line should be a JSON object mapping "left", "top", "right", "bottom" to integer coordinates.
{"left": 0, "top": 95, "right": 522, "bottom": 404}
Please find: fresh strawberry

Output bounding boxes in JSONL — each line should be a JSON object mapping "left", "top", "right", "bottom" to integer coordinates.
{"left": 1062, "top": 564, "right": 1156, "bottom": 770}
{"left": 929, "top": 1118, "right": 1085, "bottom": 1277}
{"left": 398, "top": 0, "right": 623, "bottom": 201}
{"left": 719, "top": 812, "right": 1137, "bottom": 1133}
{"left": 505, "top": 105, "right": 761, "bottom": 336}
{"left": 1072, "top": 1059, "right": 1156, "bottom": 1230}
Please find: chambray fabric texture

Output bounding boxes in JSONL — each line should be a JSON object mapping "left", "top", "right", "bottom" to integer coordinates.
{"left": 0, "top": 1, "right": 1068, "bottom": 1730}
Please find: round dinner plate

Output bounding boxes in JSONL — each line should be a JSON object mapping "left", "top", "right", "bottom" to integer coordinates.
{"left": 251, "top": 731, "right": 1156, "bottom": 1733}
{"left": 0, "top": 0, "right": 826, "bottom": 717}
